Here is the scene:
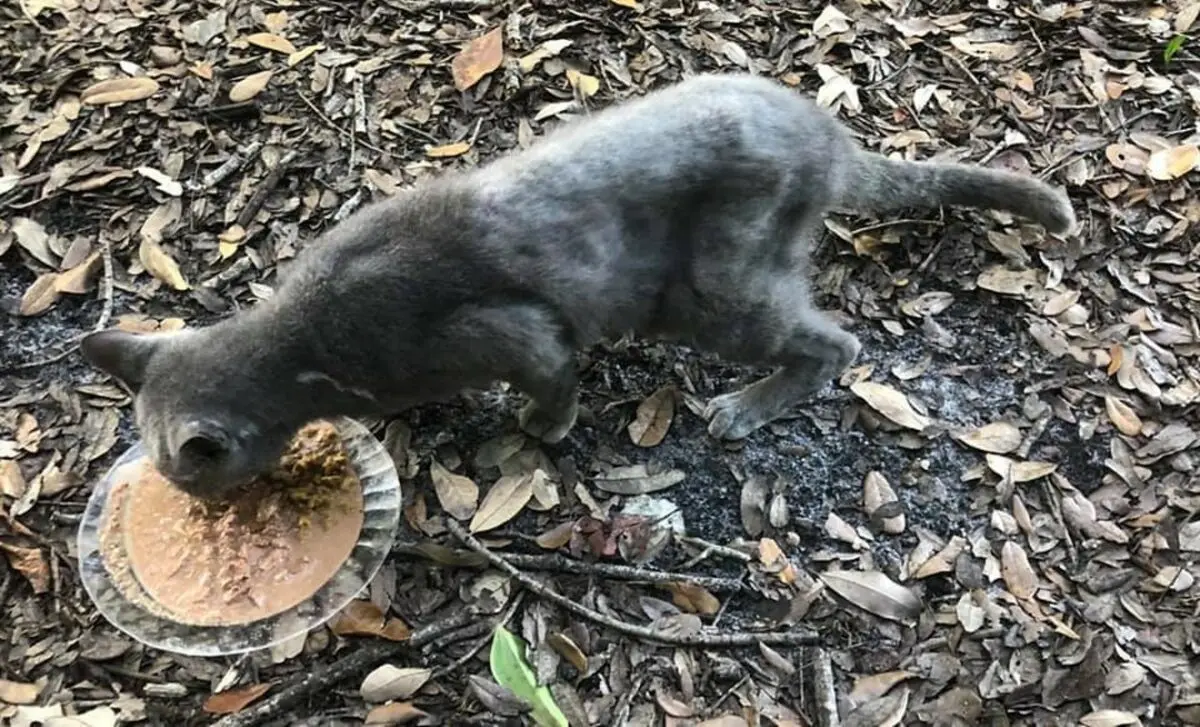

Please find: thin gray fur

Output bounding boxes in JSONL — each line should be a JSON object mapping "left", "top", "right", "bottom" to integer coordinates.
{"left": 80, "top": 73, "right": 1076, "bottom": 498}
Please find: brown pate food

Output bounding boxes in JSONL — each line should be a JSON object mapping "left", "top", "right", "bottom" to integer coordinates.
{"left": 98, "top": 421, "right": 364, "bottom": 627}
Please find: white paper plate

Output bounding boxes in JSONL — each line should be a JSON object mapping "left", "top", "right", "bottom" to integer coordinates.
{"left": 77, "top": 417, "right": 402, "bottom": 657}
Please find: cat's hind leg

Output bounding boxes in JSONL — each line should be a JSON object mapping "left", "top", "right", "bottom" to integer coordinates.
{"left": 687, "top": 263, "right": 861, "bottom": 441}
{"left": 703, "top": 309, "right": 860, "bottom": 440}
{"left": 512, "top": 358, "right": 579, "bottom": 444}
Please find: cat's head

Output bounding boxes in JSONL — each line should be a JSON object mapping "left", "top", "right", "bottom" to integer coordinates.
{"left": 80, "top": 327, "right": 299, "bottom": 500}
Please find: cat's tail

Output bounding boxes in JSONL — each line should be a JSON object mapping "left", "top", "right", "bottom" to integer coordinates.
{"left": 835, "top": 150, "right": 1076, "bottom": 235}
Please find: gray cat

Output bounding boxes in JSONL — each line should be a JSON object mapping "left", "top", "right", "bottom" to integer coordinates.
{"left": 81, "top": 73, "right": 1075, "bottom": 499}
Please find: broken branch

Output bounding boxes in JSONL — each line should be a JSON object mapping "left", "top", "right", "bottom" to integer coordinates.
{"left": 446, "top": 519, "right": 818, "bottom": 648}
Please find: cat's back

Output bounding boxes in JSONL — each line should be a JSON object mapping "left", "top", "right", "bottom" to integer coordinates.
{"left": 272, "top": 177, "right": 499, "bottom": 306}
{"left": 474, "top": 73, "right": 848, "bottom": 206}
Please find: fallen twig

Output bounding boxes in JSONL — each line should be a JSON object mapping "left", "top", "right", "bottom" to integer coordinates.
{"left": 94, "top": 236, "right": 114, "bottom": 332}
{"left": 503, "top": 552, "right": 746, "bottom": 593}
{"left": 393, "top": 0, "right": 500, "bottom": 10}
{"left": 333, "top": 189, "right": 366, "bottom": 223}
{"left": 446, "top": 520, "right": 818, "bottom": 648}
{"left": 195, "top": 102, "right": 261, "bottom": 124}
{"left": 676, "top": 534, "right": 754, "bottom": 564}
{"left": 297, "top": 92, "right": 387, "bottom": 156}
{"left": 235, "top": 150, "right": 299, "bottom": 230}
{"left": 190, "top": 141, "right": 263, "bottom": 193}
{"left": 433, "top": 592, "right": 525, "bottom": 678}
{"left": 200, "top": 257, "right": 254, "bottom": 290}
{"left": 209, "top": 610, "right": 475, "bottom": 727}
{"left": 411, "top": 545, "right": 746, "bottom": 593}
{"left": 810, "top": 646, "right": 841, "bottom": 727}
{"left": 1016, "top": 412, "right": 1051, "bottom": 460}
{"left": 1, "top": 344, "right": 80, "bottom": 373}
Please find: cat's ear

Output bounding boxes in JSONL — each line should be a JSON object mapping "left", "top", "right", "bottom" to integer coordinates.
{"left": 80, "top": 329, "right": 164, "bottom": 393}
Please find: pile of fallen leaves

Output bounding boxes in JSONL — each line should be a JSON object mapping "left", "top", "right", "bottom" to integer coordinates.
{"left": 2, "top": 0, "right": 1199, "bottom": 725}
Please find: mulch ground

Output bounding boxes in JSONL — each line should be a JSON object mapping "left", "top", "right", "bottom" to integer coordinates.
{"left": 2, "top": 0, "right": 1199, "bottom": 725}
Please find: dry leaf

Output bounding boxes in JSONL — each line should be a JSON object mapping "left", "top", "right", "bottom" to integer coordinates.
{"left": 288, "top": 44, "right": 324, "bottom": 67}
{"left": 16, "top": 414, "right": 39, "bottom": 452}
{"left": 740, "top": 473, "right": 769, "bottom": 537}
{"left": 202, "top": 683, "right": 272, "bottom": 714}
{"left": 360, "top": 666, "right": 431, "bottom": 703}
{"left": 139, "top": 200, "right": 181, "bottom": 246}
{"left": 663, "top": 582, "right": 720, "bottom": 616}
{"left": 899, "top": 291, "right": 954, "bottom": 318}
{"left": 815, "top": 63, "right": 860, "bottom": 111}
{"left": 954, "top": 421, "right": 1022, "bottom": 454}
{"left": 1000, "top": 541, "right": 1037, "bottom": 599}
{"left": 136, "top": 166, "right": 183, "bottom": 196}
{"left": 697, "top": 718, "right": 749, "bottom": 727}
{"left": 610, "top": 0, "right": 643, "bottom": 8}
{"left": 1146, "top": 145, "right": 1199, "bottom": 181}
{"left": 190, "top": 62, "right": 214, "bottom": 80}
{"left": 229, "top": 70, "right": 273, "bottom": 102}
{"left": 1043, "top": 289, "right": 1080, "bottom": 316}
{"left": 1106, "top": 662, "right": 1147, "bottom": 695}
{"left": 138, "top": 238, "right": 190, "bottom": 290}
{"left": 425, "top": 141, "right": 471, "bottom": 158}
{"left": 54, "top": 251, "right": 101, "bottom": 294}
{"left": 849, "top": 671, "right": 916, "bottom": 707}
{"left": 1104, "top": 396, "right": 1142, "bottom": 436}
{"left": 984, "top": 455, "right": 1057, "bottom": 483}
{"left": 518, "top": 39, "right": 573, "bottom": 73}
{"left": 11, "top": 217, "right": 57, "bottom": 267}
{"left": 535, "top": 520, "right": 575, "bottom": 550}
{"left": 0, "top": 679, "right": 41, "bottom": 705}
{"left": 863, "top": 471, "right": 904, "bottom": 534}
{"left": 430, "top": 459, "right": 479, "bottom": 520}
{"left": 0, "top": 460, "right": 27, "bottom": 499}
{"left": 546, "top": 632, "right": 588, "bottom": 673}
{"left": 758, "top": 538, "right": 798, "bottom": 585}
{"left": 80, "top": 77, "right": 160, "bottom": 105}
{"left": 566, "top": 69, "right": 600, "bottom": 99}
{"left": 949, "top": 36, "right": 1021, "bottom": 61}
{"left": 218, "top": 225, "right": 245, "bottom": 259}
{"left": 592, "top": 464, "right": 685, "bottom": 494}
{"left": 451, "top": 27, "right": 504, "bottom": 92}
{"left": 849, "top": 381, "right": 931, "bottom": 431}
{"left": 263, "top": 10, "right": 288, "bottom": 33}
{"left": 1079, "top": 710, "right": 1143, "bottom": 727}
{"left": 1105, "top": 143, "right": 1150, "bottom": 175}
{"left": 627, "top": 385, "right": 675, "bottom": 447}
{"left": 473, "top": 433, "right": 526, "bottom": 469}
{"left": 826, "top": 512, "right": 868, "bottom": 549}
{"left": 19, "top": 273, "right": 60, "bottom": 316}
{"left": 245, "top": 32, "right": 296, "bottom": 55}
{"left": 819, "top": 570, "right": 922, "bottom": 624}
{"left": 365, "top": 702, "right": 427, "bottom": 725}
{"left": 330, "top": 600, "right": 412, "bottom": 641}
{"left": 469, "top": 472, "right": 535, "bottom": 533}
{"left": 0, "top": 543, "right": 48, "bottom": 594}
{"left": 657, "top": 691, "right": 695, "bottom": 718}
{"left": 976, "top": 266, "right": 1041, "bottom": 297}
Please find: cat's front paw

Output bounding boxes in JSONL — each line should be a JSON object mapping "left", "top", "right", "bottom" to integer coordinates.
{"left": 518, "top": 400, "right": 578, "bottom": 444}
{"left": 704, "top": 391, "right": 768, "bottom": 441}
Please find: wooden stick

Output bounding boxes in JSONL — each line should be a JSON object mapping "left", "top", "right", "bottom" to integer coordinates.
{"left": 446, "top": 520, "right": 818, "bottom": 648}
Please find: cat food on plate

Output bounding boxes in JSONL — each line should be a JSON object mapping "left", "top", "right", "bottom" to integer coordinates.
{"left": 98, "top": 421, "right": 364, "bottom": 627}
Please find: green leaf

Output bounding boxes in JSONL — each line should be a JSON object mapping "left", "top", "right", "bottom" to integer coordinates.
{"left": 1164, "top": 34, "right": 1187, "bottom": 64}
{"left": 489, "top": 625, "right": 569, "bottom": 727}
